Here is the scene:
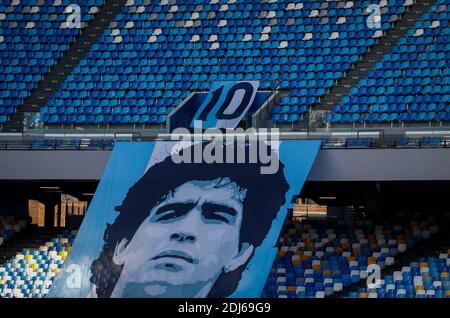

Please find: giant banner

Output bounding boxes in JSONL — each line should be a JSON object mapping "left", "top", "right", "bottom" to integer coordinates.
{"left": 48, "top": 139, "right": 320, "bottom": 298}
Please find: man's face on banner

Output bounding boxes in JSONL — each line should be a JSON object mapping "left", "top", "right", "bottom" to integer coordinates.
{"left": 112, "top": 177, "right": 254, "bottom": 297}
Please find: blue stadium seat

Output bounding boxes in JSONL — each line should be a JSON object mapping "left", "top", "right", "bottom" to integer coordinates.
{"left": 0, "top": 0, "right": 105, "bottom": 123}
{"left": 329, "top": 0, "right": 449, "bottom": 125}
{"left": 21, "top": 0, "right": 409, "bottom": 125}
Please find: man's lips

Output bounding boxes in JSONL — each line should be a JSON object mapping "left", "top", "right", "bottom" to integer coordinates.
{"left": 151, "top": 250, "right": 197, "bottom": 264}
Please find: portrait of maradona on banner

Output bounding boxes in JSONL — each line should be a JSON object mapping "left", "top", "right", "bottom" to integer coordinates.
{"left": 47, "top": 139, "right": 320, "bottom": 298}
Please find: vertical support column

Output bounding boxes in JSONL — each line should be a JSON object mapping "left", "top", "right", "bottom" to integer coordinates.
{"left": 42, "top": 194, "right": 61, "bottom": 229}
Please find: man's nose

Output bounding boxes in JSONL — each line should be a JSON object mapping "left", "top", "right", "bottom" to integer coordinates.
{"left": 169, "top": 207, "right": 201, "bottom": 244}
{"left": 170, "top": 232, "right": 196, "bottom": 243}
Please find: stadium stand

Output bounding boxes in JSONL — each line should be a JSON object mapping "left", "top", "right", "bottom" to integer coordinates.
{"left": 0, "top": 229, "right": 76, "bottom": 298}
{"left": 328, "top": 0, "right": 449, "bottom": 126}
{"left": 347, "top": 251, "right": 450, "bottom": 298}
{"left": 0, "top": 216, "right": 27, "bottom": 247}
{"left": 37, "top": 0, "right": 412, "bottom": 125}
{"left": 0, "top": 0, "right": 449, "bottom": 302}
{"left": 261, "top": 213, "right": 440, "bottom": 298}
{"left": 0, "top": 0, "right": 105, "bottom": 124}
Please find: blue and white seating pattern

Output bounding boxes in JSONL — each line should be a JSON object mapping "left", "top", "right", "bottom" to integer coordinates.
{"left": 348, "top": 250, "right": 450, "bottom": 298}
{"left": 329, "top": 0, "right": 450, "bottom": 125}
{"left": 0, "top": 230, "right": 76, "bottom": 298}
{"left": 0, "top": 216, "right": 27, "bottom": 246}
{"left": 262, "top": 214, "right": 439, "bottom": 298}
{"left": 0, "top": 0, "right": 104, "bottom": 123}
{"left": 40, "top": 0, "right": 410, "bottom": 124}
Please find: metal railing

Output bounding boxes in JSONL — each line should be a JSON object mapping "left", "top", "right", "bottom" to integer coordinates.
{"left": 0, "top": 136, "right": 449, "bottom": 151}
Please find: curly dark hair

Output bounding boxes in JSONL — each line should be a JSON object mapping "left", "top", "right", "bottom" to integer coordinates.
{"left": 90, "top": 142, "right": 289, "bottom": 297}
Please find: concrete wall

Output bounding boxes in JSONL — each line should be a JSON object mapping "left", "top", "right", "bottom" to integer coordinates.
{"left": 307, "top": 148, "right": 450, "bottom": 181}
{"left": 1, "top": 148, "right": 450, "bottom": 181}
{"left": 0, "top": 151, "right": 110, "bottom": 180}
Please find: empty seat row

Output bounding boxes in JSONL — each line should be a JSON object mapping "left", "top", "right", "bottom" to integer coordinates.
{"left": 34, "top": 0, "right": 408, "bottom": 125}
{"left": 0, "top": 229, "right": 77, "bottom": 298}
{"left": 328, "top": 0, "right": 450, "bottom": 125}
{"left": 0, "top": 0, "right": 104, "bottom": 123}
{"left": 262, "top": 212, "right": 443, "bottom": 298}
{"left": 348, "top": 250, "right": 450, "bottom": 298}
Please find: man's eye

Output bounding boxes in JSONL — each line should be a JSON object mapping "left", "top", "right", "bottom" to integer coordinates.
{"left": 152, "top": 202, "right": 196, "bottom": 222}
{"left": 154, "top": 211, "right": 177, "bottom": 222}
{"left": 205, "top": 212, "right": 233, "bottom": 224}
